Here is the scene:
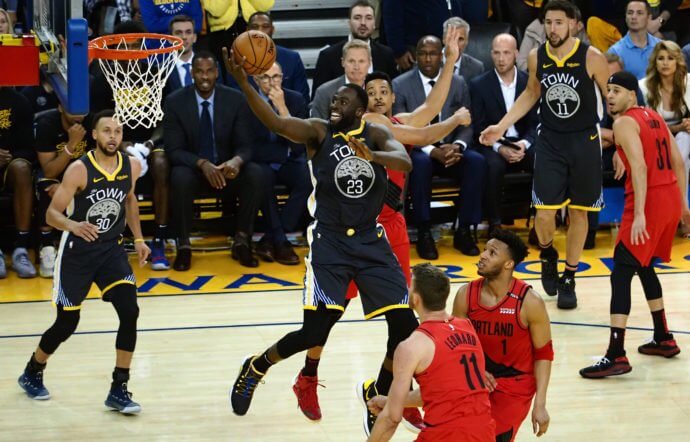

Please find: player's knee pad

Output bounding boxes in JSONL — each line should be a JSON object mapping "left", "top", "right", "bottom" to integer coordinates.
{"left": 638, "top": 265, "right": 663, "bottom": 301}
{"left": 39, "top": 307, "right": 81, "bottom": 354}
{"left": 384, "top": 308, "right": 419, "bottom": 359}
{"left": 109, "top": 284, "right": 139, "bottom": 352}
{"left": 317, "top": 310, "right": 344, "bottom": 347}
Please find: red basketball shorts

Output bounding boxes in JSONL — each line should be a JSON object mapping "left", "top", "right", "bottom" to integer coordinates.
{"left": 490, "top": 374, "right": 536, "bottom": 441}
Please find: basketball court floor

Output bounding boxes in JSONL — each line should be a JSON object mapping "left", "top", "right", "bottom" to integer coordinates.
{"left": 1, "top": 228, "right": 689, "bottom": 441}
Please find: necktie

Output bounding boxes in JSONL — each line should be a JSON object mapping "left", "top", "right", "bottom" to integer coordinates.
{"left": 428, "top": 80, "right": 439, "bottom": 124}
{"left": 199, "top": 101, "right": 216, "bottom": 163}
{"left": 183, "top": 63, "right": 192, "bottom": 86}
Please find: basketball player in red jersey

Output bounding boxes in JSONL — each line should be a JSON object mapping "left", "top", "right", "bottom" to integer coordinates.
{"left": 580, "top": 71, "right": 690, "bottom": 379}
{"left": 291, "top": 28, "right": 471, "bottom": 434}
{"left": 453, "top": 229, "right": 553, "bottom": 442}
{"left": 366, "top": 263, "right": 495, "bottom": 441}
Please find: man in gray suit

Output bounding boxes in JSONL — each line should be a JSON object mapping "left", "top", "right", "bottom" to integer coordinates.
{"left": 393, "top": 35, "right": 487, "bottom": 259}
{"left": 444, "top": 17, "right": 484, "bottom": 83}
{"left": 310, "top": 40, "right": 371, "bottom": 119}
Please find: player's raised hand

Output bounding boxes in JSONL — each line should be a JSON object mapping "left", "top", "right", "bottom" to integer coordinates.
{"left": 366, "top": 395, "right": 387, "bottom": 416}
{"left": 69, "top": 220, "right": 99, "bottom": 242}
{"left": 349, "top": 136, "right": 373, "bottom": 161}
{"left": 222, "top": 47, "right": 248, "bottom": 84}
{"left": 134, "top": 240, "right": 151, "bottom": 267}
{"left": 479, "top": 124, "right": 505, "bottom": 146}
{"left": 443, "top": 26, "right": 461, "bottom": 65}
{"left": 532, "top": 404, "right": 550, "bottom": 437}
{"left": 631, "top": 214, "right": 650, "bottom": 245}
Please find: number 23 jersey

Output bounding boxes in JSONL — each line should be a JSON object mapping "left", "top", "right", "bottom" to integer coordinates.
{"left": 69, "top": 150, "right": 131, "bottom": 243}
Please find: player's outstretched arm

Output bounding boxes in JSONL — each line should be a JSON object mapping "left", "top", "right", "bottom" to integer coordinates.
{"left": 222, "top": 47, "right": 323, "bottom": 150}
{"left": 524, "top": 290, "right": 552, "bottom": 438}
{"left": 125, "top": 158, "right": 150, "bottom": 266}
{"left": 360, "top": 123, "right": 413, "bottom": 172}
{"left": 667, "top": 126, "right": 690, "bottom": 223}
{"left": 46, "top": 161, "right": 99, "bottom": 242}
{"left": 451, "top": 283, "right": 469, "bottom": 318}
{"left": 363, "top": 109, "right": 468, "bottom": 146}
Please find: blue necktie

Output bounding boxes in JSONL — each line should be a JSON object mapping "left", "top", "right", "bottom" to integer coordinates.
{"left": 199, "top": 101, "right": 216, "bottom": 163}
{"left": 183, "top": 63, "right": 192, "bottom": 86}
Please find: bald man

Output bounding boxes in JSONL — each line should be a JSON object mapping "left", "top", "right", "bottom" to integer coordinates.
{"left": 469, "top": 34, "right": 538, "bottom": 234}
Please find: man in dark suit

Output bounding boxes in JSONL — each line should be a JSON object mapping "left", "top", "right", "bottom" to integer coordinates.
{"left": 163, "top": 15, "right": 197, "bottom": 98}
{"left": 163, "top": 51, "right": 265, "bottom": 270}
{"left": 443, "top": 17, "right": 485, "bottom": 83}
{"left": 393, "top": 35, "right": 487, "bottom": 259}
{"left": 311, "top": 0, "right": 397, "bottom": 98}
{"left": 470, "top": 34, "right": 537, "bottom": 234}
{"left": 251, "top": 62, "right": 311, "bottom": 266}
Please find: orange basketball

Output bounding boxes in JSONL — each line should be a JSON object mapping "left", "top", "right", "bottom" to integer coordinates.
{"left": 231, "top": 30, "right": 277, "bottom": 75}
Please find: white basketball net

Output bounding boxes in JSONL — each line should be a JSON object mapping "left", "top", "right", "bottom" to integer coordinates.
{"left": 92, "top": 35, "right": 182, "bottom": 129}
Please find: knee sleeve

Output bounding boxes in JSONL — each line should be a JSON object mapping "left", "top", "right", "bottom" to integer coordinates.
{"left": 610, "top": 245, "right": 638, "bottom": 316}
{"left": 38, "top": 307, "right": 81, "bottom": 354}
{"left": 638, "top": 265, "right": 663, "bottom": 301}
{"left": 110, "top": 284, "right": 139, "bottom": 352}
{"left": 276, "top": 304, "right": 338, "bottom": 359}
{"left": 384, "top": 309, "right": 419, "bottom": 359}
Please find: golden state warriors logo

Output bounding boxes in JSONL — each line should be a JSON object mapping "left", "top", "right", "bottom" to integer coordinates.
{"left": 334, "top": 156, "right": 375, "bottom": 198}
{"left": 85, "top": 188, "right": 126, "bottom": 233}
{"left": 541, "top": 72, "right": 581, "bottom": 118}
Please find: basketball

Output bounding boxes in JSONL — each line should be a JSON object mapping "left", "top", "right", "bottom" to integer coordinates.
{"left": 231, "top": 30, "right": 277, "bottom": 75}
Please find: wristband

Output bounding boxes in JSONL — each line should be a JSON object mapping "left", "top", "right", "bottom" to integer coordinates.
{"left": 63, "top": 146, "right": 74, "bottom": 156}
{"left": 134, "top": 238, "right": 145, "bottom": 243}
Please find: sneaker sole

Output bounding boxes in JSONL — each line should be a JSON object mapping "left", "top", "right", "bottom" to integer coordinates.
{"left": 291, "top": 375, "right": 321, "bottom": 423}
{"left": 579, "top": 365, "right": 632, "bottom": 379}
{"left": 355, "top": 380, "right": 373, "bottom": 437}
{"left": 230, "top": 354, "right": 257, "bottom": 416}
{"left": 18, "top": 379, "right": 50, "bottom": 400}
{"left": 105, "top": 400, "right": 141, "bottom": 414}
{"left": 638, "top": 348, "right": 681, "bottom": 358}
{"left": 151, "top": 263, "right": 171, "bottom": 271}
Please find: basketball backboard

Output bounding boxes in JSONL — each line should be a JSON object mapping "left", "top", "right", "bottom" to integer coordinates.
{"left": 31, "top": 0, "right": 89, "bottom": 115}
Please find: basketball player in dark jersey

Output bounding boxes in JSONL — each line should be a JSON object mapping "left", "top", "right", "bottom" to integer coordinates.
{"left": 18, "top": 110, "right": 150, "bottom": 414}
{"left": 481, "top": 0, "right": 610, "bottom": 310}
{"left": 453, "top": 229, "right": 553, "bottom": 442}
{"left": 367, "top": 263, "right": 495, "bottom": 441}
{"left": 580, "top": 72, "right": 690, "bottom": 378}
{"left": 224, "top": 49, "right": 422, "bottom": 426}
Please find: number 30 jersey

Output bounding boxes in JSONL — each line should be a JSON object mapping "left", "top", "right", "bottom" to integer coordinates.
{"left": 68, "top": 150, "right": 131, "bottom": 242}
{"left": 466, "top": 278, "right": 535, "bottom": 378}
{"left": 536, "top": 39, "right": 601, "bottom": 132}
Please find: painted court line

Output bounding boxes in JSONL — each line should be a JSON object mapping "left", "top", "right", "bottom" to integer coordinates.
{"left": 0, "top": 318, "right": 688, "bottom": 340}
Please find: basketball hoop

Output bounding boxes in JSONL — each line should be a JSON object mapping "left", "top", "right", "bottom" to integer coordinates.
{"left": 89, "top": 33, "right": 184, "bottom": 129}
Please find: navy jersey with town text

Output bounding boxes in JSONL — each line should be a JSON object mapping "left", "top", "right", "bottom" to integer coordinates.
{"left": 536, "top": 39, "right": 601, "bottom": 132}
{"left": 308, "top": 121, "right": 388, "bottom": 228}
{"left": 69, "top": 151, "right": 132, "bottom": 243}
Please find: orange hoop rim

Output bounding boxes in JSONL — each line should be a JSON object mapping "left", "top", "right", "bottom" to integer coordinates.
{"left": 88, "top": 33, "right": 184, "bottom": 62}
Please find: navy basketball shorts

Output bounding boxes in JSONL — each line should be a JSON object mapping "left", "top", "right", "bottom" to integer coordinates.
{"left": 303, "top": 222, "right": 409, "bottom": 319}
{"left": 52, "top": 234, "right": 136, "bottom": 310}
{"left": 532, "top": 126, "right": 604, "bottom": 211}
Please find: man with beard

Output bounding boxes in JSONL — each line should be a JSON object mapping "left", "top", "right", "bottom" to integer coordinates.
{"left": 224, "top": 47, "right": 420, "bottom": 434}
{"left": 453, "top": 229, "right": 553, "bottom": 442}
{"left": 18, "top": 110, "right": 150, "bottom": 414}
{"left": 480, "top": 0, "right": 610, "bottom": 310}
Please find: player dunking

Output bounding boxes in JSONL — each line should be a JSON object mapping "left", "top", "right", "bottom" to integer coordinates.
{"left": 580, "top": 71, "right": 690, "bottom": 378}
{"left": 480, "top": 0, "right": 610, "bottom": 310}
{"left": 366, "top": 263, "right": 495, "bottom": 441}
{"left": 18, "top": 110, "right": 150, "bottom": 414}
{"left": 224, "top": 49, "right": 420, "bottom": 423}
{"left": 453, "top": 229, "right": 553, "bottom": 441}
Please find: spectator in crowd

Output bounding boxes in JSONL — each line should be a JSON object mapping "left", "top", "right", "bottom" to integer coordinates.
{"left": 638, "top": 40, "right": 690, "bottom": 236}
{"left": 0, "top": 87, "right": 36, "bottom": 278}
{"left": 506, "top": 0, "right": 543, "bottom": 34}
{"left": 669, "top": 0, "right": 690, "bottom": 46}
{"left": 517, "top": 0, "right": 590, "bottom": 71}
{"left": 34, "top": 106, "right": 92, "bottom": 278}
{"left": 246, "top": 11, "right": 310, "bottom": 102}
{"left": 163, "top": 50, "right": 265, "bottom": 269}
{"left": 471, "top": 34, "right": 537, "bottom": 236}
{"left": 21, "top": 81, "right": 59, "bottom": 114}
{"left": 608, "top": 1, "right": 662, "bottom": 79}
{"left": 311, "top": 40, "right": 371, "bottom": 119}
{"left": 164, "top": 15, "right": 199, "bottom": 97}
{"left": 393, "top": 35, "right": 486, "bottom": 258}
{"left": 91, "top": 20, "right": 173, "bottom": 270}
{"left": 139, "top": 0, "right": 202, "bottom": 34}
{"left": 312, "top": 1, "right": 397, "bottom": 98}
{"left": 251, "top": 62, "right": 310, "bottom": 265}
{"left": 0, "top": 7, "right": 12, "bottom": 33}
{"left": 382, "top": 0, "right": 462, "bottom": 71}
{"left": 203, "top": 0, "right": 274, "bottom": 78}
{"left": 443, "top": 17, "right": 484, "bottom": 83}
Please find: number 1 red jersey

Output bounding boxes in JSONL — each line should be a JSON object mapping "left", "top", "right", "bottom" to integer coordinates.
{"left": 466, "top": 278, "right": 534, "bottom": 377}
{"left": 616, "top": 106, "right": 677, "bottom": 196}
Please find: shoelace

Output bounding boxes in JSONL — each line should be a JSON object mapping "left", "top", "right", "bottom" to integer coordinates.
{"left": 16, "top": 253, "right": 31, "bottom": 266}
{"left": 594, "top": 357, "right": 611, "bottom": 367}
{"left": 235, "top": 371, "right": 264, "bottom": 398}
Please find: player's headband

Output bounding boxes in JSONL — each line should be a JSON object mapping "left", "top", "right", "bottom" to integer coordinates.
{"left": 607, "top": 71, "right": 638, "bottom": 92}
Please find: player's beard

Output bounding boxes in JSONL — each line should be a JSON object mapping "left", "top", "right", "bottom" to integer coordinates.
{"left": 548, "top": 33, "right": 568, "bottom": 48}
{"left": 97, "top": 144, "right": 119, "bottom": 157}
{"left": 477, "top": 265, "right": 502, "bottom": 279}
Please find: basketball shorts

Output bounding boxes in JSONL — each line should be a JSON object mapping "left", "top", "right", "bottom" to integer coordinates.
{"left": 52, "top": 233, "right": 136, "bottom": 310}
{"left": 417, "top": 414, "right": 495, "bottom": 442}
{"left": 303, "top": 222, "right": 409, "bottom": 319}
{"left": 345, "top": 212, "right": 410, "bottom": 300}
{"left": 490, "top": 374, "right": 537, "bottom": 442}
{"left": 616, "top": 184, "right": 682, "bottom": 267}
{"left": 532, "top": 127, "right": 604, "bottom": 211}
